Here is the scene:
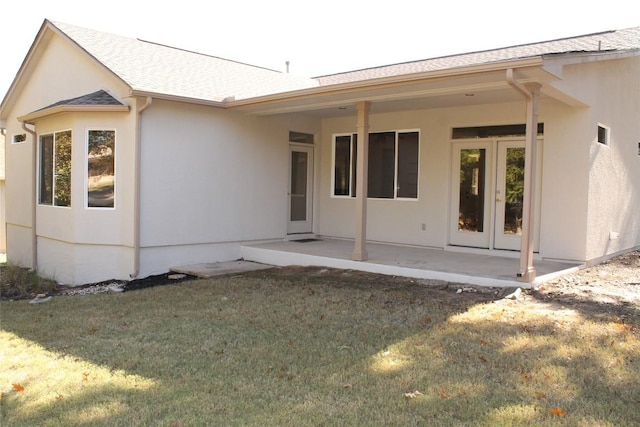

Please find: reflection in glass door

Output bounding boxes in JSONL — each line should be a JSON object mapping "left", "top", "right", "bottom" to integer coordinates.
{"left": 450, "top": 142, "right": 492, "bottom": 248}
{"left": 458, "top": 148, "right": 486, "bottom": 233}
{"left": 494, "top": 142, "right": 528, "bottom": 250}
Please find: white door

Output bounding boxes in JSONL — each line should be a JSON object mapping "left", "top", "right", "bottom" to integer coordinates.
{"left": 287, "top": 145, "right": 314, "bottom": 234}
{"left": 450, "top": 139, "right": 541, "bottom": 251}
{"left": 494, "top": 140, "right": 542, "bottom": 251}
{"left": 450, "top": 141, "right": 494, "bottom": 248}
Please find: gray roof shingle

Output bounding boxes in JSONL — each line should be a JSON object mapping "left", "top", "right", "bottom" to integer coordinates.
{"left": 38, "top": 89, "right": 124, "bottom": 110}
{"left": 53, "top": 21, "right": 319, "bottom": 102}
{"left": 316, "top": 27, "right": 640, "bottom": 85}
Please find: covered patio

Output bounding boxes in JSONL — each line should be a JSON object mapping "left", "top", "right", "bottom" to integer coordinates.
{"left": 241, "top": 238, "right": 580, "bottom": 288}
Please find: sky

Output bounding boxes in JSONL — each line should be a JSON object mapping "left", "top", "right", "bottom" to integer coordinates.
{"left": 0, "top": 0, "right": 638, "bottom": 100}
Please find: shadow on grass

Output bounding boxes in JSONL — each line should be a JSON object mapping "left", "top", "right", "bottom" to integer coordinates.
{"left": 1, "top": 267, "right": 639, "bottom": 426}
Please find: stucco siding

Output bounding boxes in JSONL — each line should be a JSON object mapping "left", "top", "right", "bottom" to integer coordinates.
{"left": 3, "top": 31, "right": 133, "bottom": 275}
{"left": 536, "top": 102, "right": 591, "bottom": 262}
{"left": 136, "top": 100, "right": 321, "bottom": 277}
{"left": 0, "top": 132, "right": 5, "bottom": 253}
{"left": 584, "top": 56, "right": 640, "bottom": 261}
{"left": 317, "top": 99, "right": 592, "bottom": 262}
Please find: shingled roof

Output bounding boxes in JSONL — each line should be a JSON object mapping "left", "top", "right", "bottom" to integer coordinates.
{"left": 316, "top": 26, "right": 640, "bottom": 86}
{"left": 36, "top": 90, "right": 124, "bottom": 110}
{"left": 20, "top": 21, "right": 640, "bottom": 107}
{"left": 52, "top": 21, "right": 319, "bottom": 102}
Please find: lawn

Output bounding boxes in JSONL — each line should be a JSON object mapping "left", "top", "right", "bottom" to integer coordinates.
{"left": 1, "top": 267, "right": 639, "bottom": 426}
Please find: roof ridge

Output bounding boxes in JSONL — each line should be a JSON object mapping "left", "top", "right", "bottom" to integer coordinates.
{"left": 136, "top": 38, "right": 285, "bottom": 74}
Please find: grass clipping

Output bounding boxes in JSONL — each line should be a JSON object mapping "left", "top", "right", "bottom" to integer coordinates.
{"left": 1, "top": 268, "right": 639, "bottom": 426}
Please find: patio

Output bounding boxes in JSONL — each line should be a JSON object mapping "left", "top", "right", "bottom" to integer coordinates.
{"left": 241, "top": 238, "right": 581, "bottom": 288}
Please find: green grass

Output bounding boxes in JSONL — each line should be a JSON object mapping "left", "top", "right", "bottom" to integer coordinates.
{"left": 1, "top": 268, "right": 639, "bottom": 426}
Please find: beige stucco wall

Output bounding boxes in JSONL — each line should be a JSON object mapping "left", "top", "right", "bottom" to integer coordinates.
{"left": 317, "top": 98, "right": 593, "bottom": 263}
{"left": 2, "top": 31, "right": 136, "bottom": 283}
{"left": 582, "top": 56, "right": 640, "bottom": 261}
{"left": 0, "top": 132, "right": 5, "bottom": 253}
{"left": 135, "top": 100, "right": 320, "bottom": 278}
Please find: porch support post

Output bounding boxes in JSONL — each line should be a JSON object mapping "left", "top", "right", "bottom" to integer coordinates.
{"left": 352, "top": 101, "right": 371, "bottom": 261}
{"left": 517, "top": 83, "right": 541, "bottom": 282}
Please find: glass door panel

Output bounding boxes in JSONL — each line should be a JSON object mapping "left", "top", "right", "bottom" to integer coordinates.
{"left": 494, "top": 140, "right": 541, "bottom": 251}
{"left": 287, "top": 145, "right": 314, "bottom": 234}
{"left": 503, "top": 147, "right": 525, "bottom": 236}
{"left": 458, "top": 148, "right": 486, "bottom": 233}
{"left": 290, "top": 151, "right": 308, "bottom": 221}
{"left": 450, "top": 142, "right": 492, "bottom": 248}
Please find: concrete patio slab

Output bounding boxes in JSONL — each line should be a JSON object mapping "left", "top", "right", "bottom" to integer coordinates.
{"left": 241, "top": 238, "right": 581, "bottom": 288}
{"left": 171, "top": 260, "right": 274, "bottom": 278}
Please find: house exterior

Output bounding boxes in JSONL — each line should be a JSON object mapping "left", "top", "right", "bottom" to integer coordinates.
{"left": 0, "top": 130, "right": 5, "bottom": 253}
{"left": 0, "top": 20, "right": 638, "bottom": 285}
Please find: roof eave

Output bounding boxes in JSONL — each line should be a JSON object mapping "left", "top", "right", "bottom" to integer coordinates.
{"left": 129, "top": 89, "right": 228, "bottom": 108}
{"left": 227, "top": 57, "right": 544, "bottom": 109}
{"left": 18, "top": 104, "right": 130, "bottom": 123}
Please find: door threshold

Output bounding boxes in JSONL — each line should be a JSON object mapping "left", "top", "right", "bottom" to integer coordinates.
{"left": 446, "top": 245, "right": 542, "bottom": 260}
{"left": 286, "top": 233, "right": 318, "bottom": 241}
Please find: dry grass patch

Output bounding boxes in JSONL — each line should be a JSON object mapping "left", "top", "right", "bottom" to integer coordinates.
{"left": 1, "top": 267, "right": 639, "bottom": 426}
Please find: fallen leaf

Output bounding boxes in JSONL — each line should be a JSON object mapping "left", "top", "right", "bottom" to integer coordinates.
{"left": 12, "top": 383, "right": 25, "bottom": 392}
{"left": 403, "top": 390, "right": 423, "bottom": 399}
{"left": 549, "top": 406, "right": 567, "bottom": 416}
{"left": 82, "top": 372, "right": 90, "bottom": 382}
{"left": 56, "top": 394, "right": 64, "bottom": 400}
{"left": 536, "top": 392, "right": 547, "bottom": 399}
{"left": 342, "top": 383, "right": 352, "bottom": 389}
{"left": 422, "top": 315, "right": 432, "bottom": 325}
{"left": 479, "top": 356, "right": 487, "bottom": 363}
{"left": 438, "top": 389, "right": 448, "bottom": 399}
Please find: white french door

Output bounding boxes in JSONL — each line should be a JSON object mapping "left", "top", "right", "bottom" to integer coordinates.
{"left": 287, "top": 145, "right": 314, "bottom": 234}
{"left": 450, "top": 139, "right": 541, "bottom": 251}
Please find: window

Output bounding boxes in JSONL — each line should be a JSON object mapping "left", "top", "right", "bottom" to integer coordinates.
{"left": 87, "top": 130, "right": 116, "bottom": 208}
{"left": 39, "top": 130, "right": 72, "bottom": 206}
{"left": 12, "top": 133, "right": 27, "bottom": 144}
{"left": 452, "top": 123, "right": 544, "bottom": 139}
{"left": 597, "top": 124, "right": 610, "bottom": 146}
{"left": 333, "top": 135, "right": 353, "bottom": 196}
{"left": 332, "top": 130, "right": 419, "bottom": 199}
{"left": 289, "top": 131, "right": 314, "bottom": 144}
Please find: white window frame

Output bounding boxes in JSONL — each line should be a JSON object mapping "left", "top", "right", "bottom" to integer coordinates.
{"left": 38, "top": 129, "right": 73, "bottom": 208}
{"left": 330, "top": 129, "right": 420, "bottom": 200}
{"left": 85, "top": 128, "right": 117, "bottom": 209}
